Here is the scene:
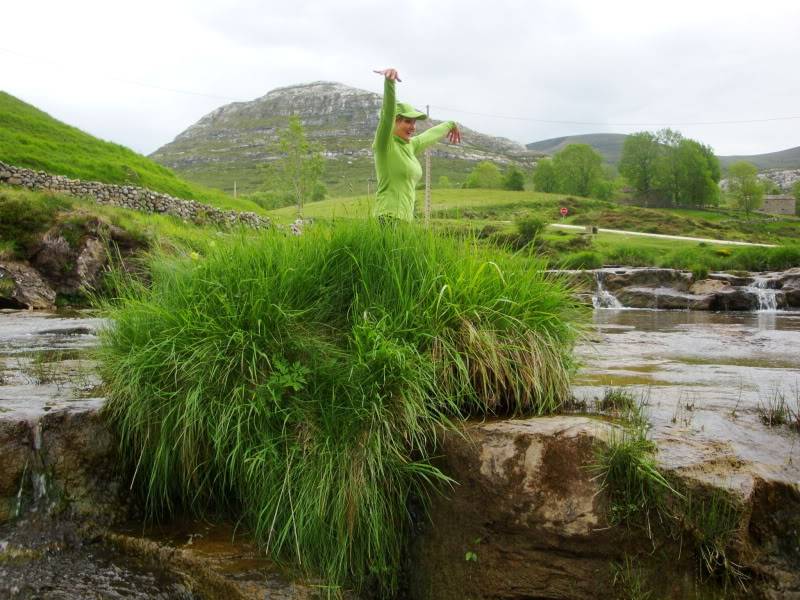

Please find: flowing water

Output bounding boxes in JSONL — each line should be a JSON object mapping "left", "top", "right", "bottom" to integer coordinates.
{"left": 573, "top": 308, "right": 800, "bottom": 480}
{"left": 0, "top": 310, "right": 199, "bottom": 599}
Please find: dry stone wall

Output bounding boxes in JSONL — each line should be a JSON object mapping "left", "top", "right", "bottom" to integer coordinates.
{"left": 0, "top": 161, "right": 271, "bottom": 230}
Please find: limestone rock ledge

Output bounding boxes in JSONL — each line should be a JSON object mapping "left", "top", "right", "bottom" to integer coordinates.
{"left": 406, "top": 417, "right": 800, "bottom": 600}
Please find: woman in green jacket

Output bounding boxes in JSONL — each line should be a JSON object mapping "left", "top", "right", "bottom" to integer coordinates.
{"left": 372, "top": 68, "right": 461, "bottom": 222}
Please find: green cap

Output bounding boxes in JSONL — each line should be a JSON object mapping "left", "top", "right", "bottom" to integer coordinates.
{"left": 395, "top": 102, "right": 428, "bottom": 120}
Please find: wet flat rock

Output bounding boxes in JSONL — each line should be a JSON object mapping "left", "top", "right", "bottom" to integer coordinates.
{"left": 105, "top": 521, "right": 328, "bottom": 600}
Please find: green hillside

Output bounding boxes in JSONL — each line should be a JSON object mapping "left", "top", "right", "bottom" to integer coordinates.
{"left": 0, "top": 91, "right": 264, "bottom": 213}
{"left": 527, "top": 132, "right": 800, "bottom": 172}
{"left": 526, "top": 134, "right": 629, "bottom": 164}
{"left": 718, "top": 146, "right": 800, "bottom": 170}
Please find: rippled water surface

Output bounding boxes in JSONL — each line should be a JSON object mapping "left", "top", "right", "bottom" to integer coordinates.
{"left": 573, "top": 309, "right": 800, "bottom": 477}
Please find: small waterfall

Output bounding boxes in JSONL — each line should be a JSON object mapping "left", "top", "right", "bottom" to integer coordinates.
{"left": 748, "top": 277, "right": 778, "bottom": 312}
{"left": 592, "top": 271, "right": 623, "bottom": 309}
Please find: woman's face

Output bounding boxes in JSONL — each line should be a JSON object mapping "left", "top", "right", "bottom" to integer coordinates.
{"left": 394, "top": 116, "right": 417, "bottom": 141}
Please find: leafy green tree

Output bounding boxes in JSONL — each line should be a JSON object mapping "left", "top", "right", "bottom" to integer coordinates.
{"left": 793, "top": 180, "right": 800, "bottom": 201}
{"left": 727, "top": 161, "right": 764, "bottom": 214}
{"left": 273, "top": 116, "right": 324, "bottom": 216}
{"left": 674, "top": 139, "right": 720, "bottom": 207}
{"left": 464, "top": 161, "right": 503, "bottom": 189}
{"left": 619, "top": 131, "right": 660, "bottom": 201}
{"left": 532, "top": 158, "right": 557, "bottom": 192}
{"left": 552, "top": 144, "right": 603, "bottom": 197}
{"left": 649, "top": 129, "right": 720, "bottom": 207}
{"left": 503, "top": 166, "right": 525, "bottom": 191}
{"left": 437, "top": 175, "right": 452, "bottom": 189}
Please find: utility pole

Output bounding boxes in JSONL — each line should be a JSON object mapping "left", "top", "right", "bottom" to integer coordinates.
{"left": 424, "top": 104, "right": 431, "bottom": 225}
{"left": 233, "top": 180, "right": 237, "bottom": 199}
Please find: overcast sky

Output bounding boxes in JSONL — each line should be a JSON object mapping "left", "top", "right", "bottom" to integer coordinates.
{"left": 3, "top": 0, "right": 799, "bottom": 157}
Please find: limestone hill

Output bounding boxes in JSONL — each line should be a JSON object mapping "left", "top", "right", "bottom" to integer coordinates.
{"left": 150, "top": 81, "right": 543, "bottom": 196}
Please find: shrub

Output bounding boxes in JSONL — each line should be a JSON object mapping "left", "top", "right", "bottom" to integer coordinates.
{"left": 502, "top": 167, "right": 525, "bottom": 191}
{"left": 561, "top": 251, "right": 603, "bottom": 270}
{"left": 608, "top": 245, "right": 658, "bottom": 267}
{"left": 99, "top": 221, "right": 583, "bottom": 594}
{"left": 515, "top": 215, "right": 548, "bottom": 246}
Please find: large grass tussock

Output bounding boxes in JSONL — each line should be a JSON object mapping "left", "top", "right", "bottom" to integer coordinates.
{"left": 99, "top": 221, "right": 583, "bottom": 593}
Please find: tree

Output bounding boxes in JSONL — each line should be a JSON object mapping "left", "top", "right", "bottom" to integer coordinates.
{"left": 619, "top": 132, "right": 661, "bottom": 202}
{"left": 728, "top": 161, "right": 764, "bottom": 214}
{"left": 793, "top": 180, "right": 800, "bottom": 201}
{"left": 273, "top": 116, "right": 324, "bottom": 216}
{"left": 464, "top": 161, "right": 503, "bottom": 189}
{"left": 503, "top": 166, "right": 525, "bottom": 191}
{"left": 674, "top": 139, "right": 720, "bottom": 208}
{"left": 552, "top": 144, "right": 603, "bottom": 197}
{"left": 437, "top": 175, "right": 452, "bottom": 189}
{"left": 532, "top": 158, "right": 557, "bottom": 192}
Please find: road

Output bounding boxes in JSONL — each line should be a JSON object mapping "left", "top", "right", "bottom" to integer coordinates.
{"left": 548, "top": 223, "right": 777, "bottom": 247}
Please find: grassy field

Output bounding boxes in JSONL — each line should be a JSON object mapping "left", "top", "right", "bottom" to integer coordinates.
{"left": 268, "top": 188, "right": 800, "bottom": 270}
{"left": 0, "top": 91, "right": 265, "bottom": 214}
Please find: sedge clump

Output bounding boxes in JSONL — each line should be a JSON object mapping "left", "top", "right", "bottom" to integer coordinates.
{"left": 99, "top": 220, "right": 583, "bottom": 594}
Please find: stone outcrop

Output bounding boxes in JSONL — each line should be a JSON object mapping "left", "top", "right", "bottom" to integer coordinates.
{"left": 561, "top": 267, "right": 800, "bottom": 311}
{"left": 0, "top": 161, "right": 271, "bottom": 230}
{"left": 407, "top": 417, "right": 623, "bottom": 600}
{"left": 407, "top": 417, "right": 800, "bottom": 600}
{"left": 0, "top": 216, "right": 147, "bottom": 308}
{"left": 0, "top": 261, "right": 57, "bottom": 309}
{"left": 0, "top": 404, "right": 129, "bottom": 525}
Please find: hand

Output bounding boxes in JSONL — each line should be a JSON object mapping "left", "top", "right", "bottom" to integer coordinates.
{"left": 373, "top": 68, "right": 401, "bottom": 82}
{"left": 447, "top": 124, "right": 461, "bottom": 144}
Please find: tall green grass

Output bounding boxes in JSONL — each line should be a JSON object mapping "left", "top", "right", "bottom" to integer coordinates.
{"left": 99, "top": 221, "right": 583, "bottom": 594}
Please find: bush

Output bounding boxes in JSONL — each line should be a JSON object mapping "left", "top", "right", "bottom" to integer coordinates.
{"left": 561, "top": 251, "right": 603, "bottom": 269}
{"left": 608, "top": 245, "right": 659, "bottom": 267}
{"left": 99, "top": 221, "right": 583, "bottom": 594}
{"left": 515, "top": 215, "right": 549, "bottom": 246}
{"left": 502, "top": 167, "right": 525, "bottom": 191}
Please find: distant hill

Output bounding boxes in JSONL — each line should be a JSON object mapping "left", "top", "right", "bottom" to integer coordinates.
{"left": 527, "top": 133, "right": 800, "bottom": 173}
{"left": 718, "top": 146, "right": 800, "bottom": 171}
{"left": 0, "top": 91, "right": 260, "bottom": 212}
{"left": 526, "top": 134, "right": 629, "bottom": 164}
{"left": 150, "top": 81, "right": 544, "bottom": 196}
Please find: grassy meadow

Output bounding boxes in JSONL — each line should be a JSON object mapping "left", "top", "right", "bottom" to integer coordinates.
{"left": 267, "top": 187, "right": 800, "bottom": 271}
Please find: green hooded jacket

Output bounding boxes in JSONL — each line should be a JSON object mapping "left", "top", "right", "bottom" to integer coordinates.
{"left": 372, "top": 78, "right": 455, "bottom": 221}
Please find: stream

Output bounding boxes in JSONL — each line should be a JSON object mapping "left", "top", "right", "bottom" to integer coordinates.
{"left": 573, "top": 308, "right": 800, "bottom": 481}
{"left": 2, "top": 306, "right": 800, "bottom": 597}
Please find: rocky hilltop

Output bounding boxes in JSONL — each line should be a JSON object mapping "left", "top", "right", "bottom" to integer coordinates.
{"left": 150, "top": 81, "right": 541, "bottom": 194}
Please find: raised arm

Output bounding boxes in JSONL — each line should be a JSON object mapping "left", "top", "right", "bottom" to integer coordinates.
{"left": 412, "top": 120, "right": 460, "bottom": 154}
{"left": 373, "top": 69, "right": 399, "bottom": 150}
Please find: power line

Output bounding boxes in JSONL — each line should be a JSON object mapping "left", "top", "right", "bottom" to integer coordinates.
{"left": 4, "top": 46, "right": 800, "bottom": 127}
{"left": 428, "top": 104, "right": 800, "bottom": 127}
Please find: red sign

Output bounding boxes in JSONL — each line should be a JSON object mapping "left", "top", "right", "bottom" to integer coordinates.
{"left": 560, "top": 207, "right": 568, "bottom": 216}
